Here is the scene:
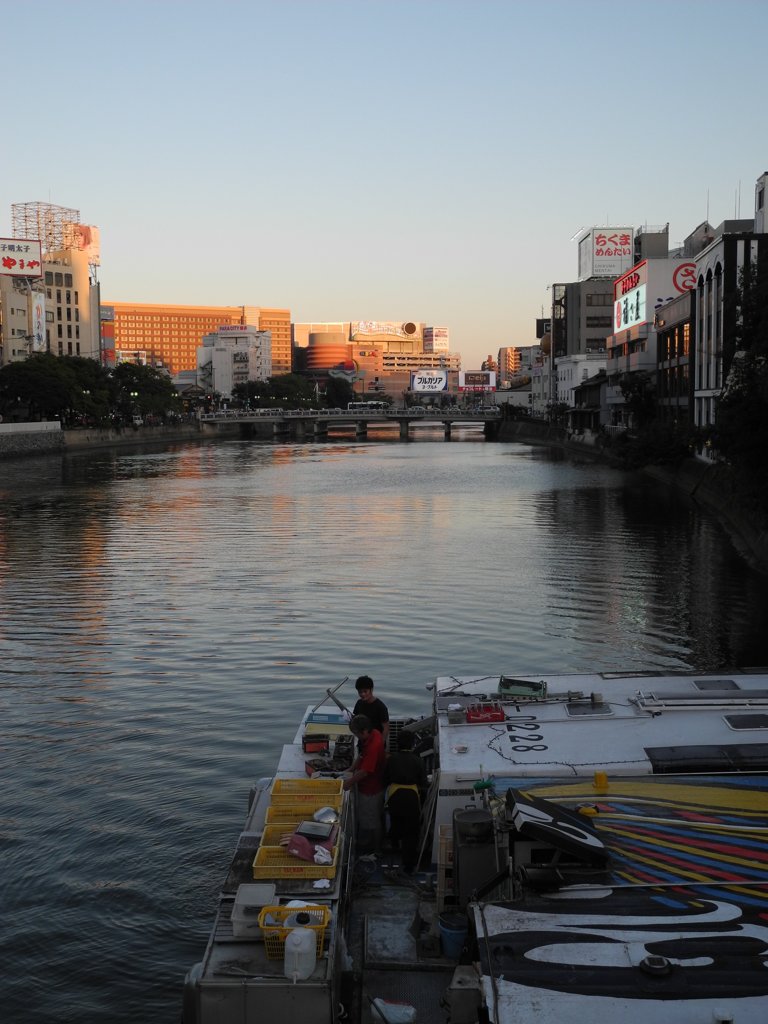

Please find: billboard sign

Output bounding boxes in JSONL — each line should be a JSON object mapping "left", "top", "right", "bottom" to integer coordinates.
{"left": 31, "top": 293, "right": 46, "bottom": 351}
{"left": 459, "top": 371, "right": 496, "bottom": 392}
{"left": 353, "top": 320, "right": 409, "bottom": 338}
{"left": 577, "top": 227, "right": 634, "bottom": 280}
{"left": 218, "top": 324, "right": 249, "bottom": 333}
{"left": 423, "top": 327, "right": 449, "bottom": 352}
{"left": 612, "top": 259, "right": 695, "bottom": 335}
{"left": 410, "top": 369, "right": 448, "bottom": 392}
{"left": 0, "top": 238, "right": 42, "bottom": 277}
{"left": 614, "top": 283, "right": 646, "bottom": 331}
{"left": 62, "top": 223, "right": 101, "bottom": 266}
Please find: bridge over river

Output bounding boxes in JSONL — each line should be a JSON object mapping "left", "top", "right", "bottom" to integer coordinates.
{"left": 198, "top": 407, "right": 502, "bottom": 440}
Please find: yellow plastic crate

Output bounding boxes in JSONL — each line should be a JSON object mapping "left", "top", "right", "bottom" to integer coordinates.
{"left": 252, "top": 845, "right": 339, "bottom": 880}
{"left": 261, "top": 823, "right": 339, "bottom": 847}
{"left": 272, "top": 779, "right": 343, "bottom": 797}
{"left": 257, "top": 905, "right": 331, "bottom": 959}
{"left": 269, "top": 792, "right": 344, "bottom": 806}
{"left": 265, "top": 796, "right": 343, "bottom": 822}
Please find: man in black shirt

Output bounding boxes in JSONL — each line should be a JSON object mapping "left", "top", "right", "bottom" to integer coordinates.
{"left": 352, "top": 675, "right": 389, "bottom": 747}
{"left": 383, "top": 731, "right": 428, "bottom": 873}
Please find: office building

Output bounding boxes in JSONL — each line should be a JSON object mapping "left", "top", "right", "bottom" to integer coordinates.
{"left": 106, "top": 302, "right": 291, "bottom": 376}
{"left": 197, "top": 325, "right": 272, "bottom": 398}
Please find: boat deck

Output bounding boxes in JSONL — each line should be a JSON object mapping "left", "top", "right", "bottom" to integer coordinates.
{"left": 184, "top": 669, "right": 768, "bottom": 1024}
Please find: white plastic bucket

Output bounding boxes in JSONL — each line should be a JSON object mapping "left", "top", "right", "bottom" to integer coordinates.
{"left": 283, "top": 927, "right": 316, "bottom": 982}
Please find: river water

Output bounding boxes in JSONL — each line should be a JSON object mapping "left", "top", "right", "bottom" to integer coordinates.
{"left": 2, "top": 429, "right": 768, "bottom": 1023}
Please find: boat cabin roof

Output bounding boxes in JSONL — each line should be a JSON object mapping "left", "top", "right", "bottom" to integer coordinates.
{"left": 434, "top": 671, "right": 768, "bottom": 779}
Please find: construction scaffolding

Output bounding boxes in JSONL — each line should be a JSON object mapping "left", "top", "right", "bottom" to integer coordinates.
{"left": 11, "top": 202, "right": 81, "bottom": 255}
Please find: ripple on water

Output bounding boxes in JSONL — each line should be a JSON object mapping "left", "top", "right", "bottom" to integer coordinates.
{"left": 1, "top": 439, "right": 768, "bottom": 1022}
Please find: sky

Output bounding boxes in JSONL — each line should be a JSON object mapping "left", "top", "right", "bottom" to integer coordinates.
{"left": 2, "top": 0, "right": 767, "bottom": 369}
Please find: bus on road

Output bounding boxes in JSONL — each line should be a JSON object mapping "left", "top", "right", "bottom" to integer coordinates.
{"left": 347, "top": 401, "right": 387, "bottom": 411}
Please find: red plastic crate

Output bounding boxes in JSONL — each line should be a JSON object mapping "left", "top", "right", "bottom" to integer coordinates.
{"left": 465, "top": 702, "right": 505, "bottom": 723}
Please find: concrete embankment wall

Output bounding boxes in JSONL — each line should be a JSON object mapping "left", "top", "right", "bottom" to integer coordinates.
{"left": 62, "top": 423, "right": 206, "bottom": 450}
{"left": 0, "top": 421, "right": 215, "bottom": 458}
{"left": 0, "top": 421, "right": 66, "bottom": 457}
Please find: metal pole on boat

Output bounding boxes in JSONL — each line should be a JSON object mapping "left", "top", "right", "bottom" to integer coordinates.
{"left": 416, "top": 772, "right": 440, "bottom": 869}
{"left": 311, "top": 676, "right": 351, "bottom": 714}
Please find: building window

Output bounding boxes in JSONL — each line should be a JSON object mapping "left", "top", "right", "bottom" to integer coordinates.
{"left": 64, "top": 274, "right": 73, "bottom": 287}
{"left": 45, "top": 271, "right": 53, "bottom": 285}
{"left": 55, "top": 272, "right": 63, "bottom": 286}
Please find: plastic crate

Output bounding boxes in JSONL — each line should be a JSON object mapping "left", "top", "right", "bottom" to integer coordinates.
{"left": 466, "top": 702, "right": 505, "bottom": 723}
{"left": 257, "top": 905, "right": 331, "bottom": 959}
{"left": 265, "top": 796, "right": 343, "bottom": 822}
{"left": 271, "top": 779, "right": 343, "bottom": 797}
{"left": 260, "top": 823, "right": 339, "bottom": 847}
{"left": 252, "top": 845, "right": 339, "bottom": 879}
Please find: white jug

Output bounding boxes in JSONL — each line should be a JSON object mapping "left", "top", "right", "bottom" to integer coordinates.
{"left": 283, "top": 926, "right": 316, "bottom": 982}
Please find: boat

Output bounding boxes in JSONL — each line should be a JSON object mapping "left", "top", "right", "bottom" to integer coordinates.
{"left": 182, "top": 670, "right": 768, "bottom": 1023}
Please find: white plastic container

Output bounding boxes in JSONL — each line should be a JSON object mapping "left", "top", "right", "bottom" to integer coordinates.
{"left": 284, "top": 900, "right": 318, "bottom": 928}
{"left": 283, "top": 925, "right": 317, "bottom": 982}
{"left": 231, "top": 883, "right": 276, "bottom": 939}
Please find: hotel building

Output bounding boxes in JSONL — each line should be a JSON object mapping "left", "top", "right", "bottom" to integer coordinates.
{"left": 106, "top": 302, "right": 291, "bottom": 377}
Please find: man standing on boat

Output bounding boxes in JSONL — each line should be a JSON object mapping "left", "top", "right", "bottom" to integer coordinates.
{"left": 352, "top": 675, "right": 390, "bottom": 747}
{"left": 383, "top": 731, "right": 427, "bottom": 873}
{"left": 343, "top": 714, "right": 386, "bottom": 854}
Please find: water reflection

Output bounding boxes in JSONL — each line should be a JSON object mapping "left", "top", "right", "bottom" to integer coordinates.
{"left": 1, "top": 438, "right": 768, "bottom": 1024}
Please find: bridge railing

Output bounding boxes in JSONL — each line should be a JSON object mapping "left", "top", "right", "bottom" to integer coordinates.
{"left": 200, "top": 408, "right": 501, "bottom": 421}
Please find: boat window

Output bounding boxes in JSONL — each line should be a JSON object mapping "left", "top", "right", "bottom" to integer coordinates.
{"left": 724, "top": 714, "right": 768, "bottom": 730}
{"left": 694, "top": 679, "right": 740, "bottom": 690}
{"left": 565, "top": 702, "right": 612, "bottom": 717}
{"left": 646, "top": 743, "right": 768, "bottom": 772}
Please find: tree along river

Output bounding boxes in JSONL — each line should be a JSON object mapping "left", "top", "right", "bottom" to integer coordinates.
{"left": 2, "top": 430, "right": 768, "bottom": 1023}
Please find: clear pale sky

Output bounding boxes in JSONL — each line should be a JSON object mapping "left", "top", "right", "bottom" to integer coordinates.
{"left": 2, "top": 0, "right": 766, "bottom": 369}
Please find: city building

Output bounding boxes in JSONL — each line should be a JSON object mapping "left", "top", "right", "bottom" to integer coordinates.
{"left": 655, "top": 289, "right": 695, "bottom": 425}
{"left": 292, "top": 320, "right": 461, "bottom": 397}
{"left": 0, "top": 253, "right": 46, "bottom": 364}
{"left": 43, "top": 248, "right": 101, "bottom": 361}
{"left": 1, "top": 202, "right": 101, "bottom": 366}
{"left": 423, "top": 327, "right": 449, "bottom": 352}
{"left": 497, "top": 345, "right": 541, "bottom": 388}
{"left": 569, "top": 370, "right": 608, "bottom": 436}
{"left": 197, "top": 325, "right": 271, "bottom": 398}
{"left": 106, "top": 302, "right": 290, "bottom": 376}
{"left": 556, "top": 352, "right": 608, "bottom": 408}
{"left": 497, "top": 346, "right": 521, "bottom": 382}
{"left": 0, "top": 248, "right": 100, "bottom": 365}
{"left": 692, "top": 216, "right": 767, "bottom": 427}
{"left": 603, "top": 256, "right": 697, "bottom": 427}
{"left": 242, "top": 307, "right": 291, "bottom": 376}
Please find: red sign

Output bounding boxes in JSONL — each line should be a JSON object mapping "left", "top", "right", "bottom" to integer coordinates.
{"left": 673, "top": 263, "right": 696, "bottom": 293}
